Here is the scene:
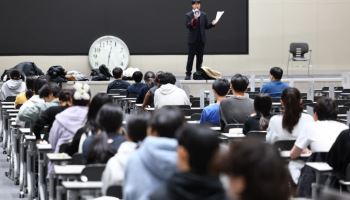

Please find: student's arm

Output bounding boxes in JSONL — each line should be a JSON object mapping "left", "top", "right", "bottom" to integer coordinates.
{"left": 290, "top": 145, "right": 303, "bottom": 160}
{"left": 142, "top": 91, "right": 152, "bottom": 109}
{"left": 186, "top": 13, "right": 197, "bottom": 29}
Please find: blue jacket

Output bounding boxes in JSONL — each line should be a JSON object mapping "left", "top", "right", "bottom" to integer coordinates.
{"left": 123, "top": 136, "right": 177, "bottom": 200}
{"left": 261, "top": 81, "right": 289, "bottom": 98}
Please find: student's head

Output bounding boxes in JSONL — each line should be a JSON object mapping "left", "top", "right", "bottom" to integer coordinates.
{"left": 126, "top": 114, "right": 150, "bottom": 143}
{"left": 154, "top": 71, "right": 164, "bottom": 86}
{"left": 191, "top": 0, "right": 201, "bottom": 10}
{"left": 33, "top": 76, "right": 48, "bottom": 94}
{"left": 254, "top": 94, "right": 272, "bottom": 117}
{"left": 38, "top": 83, "right": 61, "bottom": 102}
{"left": 25, "top": 76, "right": 36, "bottom": 91}
{"left": 231, "top": 74, "right": 249, "bottom": 93}
{"left": 212, "top": 78, "right": 230, "bottom": 97}
{"left": 176, "top": 124, "right": 220, "bottom": 175}
{"left": 313, "top": 97, "right": 337, "bottom": 121}
{"left": 224, "top": 139, "right": 290, "bottom": 200}
{"left": 159, "top": 72, "right": 176, "bottom": 85}
{"left": 132, "top": 71, "right": 143, "bottom": 83}
{"left": 58, "top": 89, "right": 73, "bottom": 107}
{"left": 281, "top": 87, "right": 303, "bottom": 133}
{"left": 144, "top": 71, "right": 156, "bottom": 84}
{"left": 270, "top": 67, "right": 284, "bottom": 81}
{"left": 148, "top": 106, "right": 185, "bottom": 138}
{"left": 72, "top": 82, "right": 91, "bottom": 106}
{"left": 87, "top": 93, "right": 113, "bottom": 123}
{"left": 9, "top": 70, "right": 21, "bottom": 80}
{"left": 112, "top": 67, "right": 123, "bottom": 79}
{"left": 86, "top": 132, "right": 113, "bottom": 164}
{"left": 96, "top": 103, "right": 123, "bottom": 134}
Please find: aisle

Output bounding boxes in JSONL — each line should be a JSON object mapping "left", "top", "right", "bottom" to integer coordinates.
{"left": 0, "top": 152, "right": 21, "bottom": 199}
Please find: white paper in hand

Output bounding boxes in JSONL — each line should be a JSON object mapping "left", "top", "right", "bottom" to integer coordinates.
{"left": 213, "top": 11, "right": 224, "bottom": 24}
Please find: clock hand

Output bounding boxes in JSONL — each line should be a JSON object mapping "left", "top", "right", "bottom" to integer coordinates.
{"left": 108, "top": 46, "right": 112, "bottom": 65}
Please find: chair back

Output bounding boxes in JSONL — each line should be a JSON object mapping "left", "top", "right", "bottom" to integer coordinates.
{"left": 274, "top": 140, "right": 295, "bottom": 151}
{"left": 109, "top": 89, "right": 127, "bottom": 95}
{"left": 223, "top": 123, "right": 244, "bottom": 133}
{"left": 80, "top": 164, "right": 106, "bottom": 182}
{"left": 71, "top": 153, "right": 86, "bottom": 165}
{"left": 106, "top": 185, "right": 123, "bottom": 199}
{"left": 289, "top": 43, "right": 309, "bottom": 58}
{"left": 190, "top": 113, "right": 201, "bottom": 121}
{"left": 246, "top": 131, "right": 267, "bottom": 141}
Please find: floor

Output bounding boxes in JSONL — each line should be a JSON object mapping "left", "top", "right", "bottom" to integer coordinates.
{"left": 0, "top": 151, "right": 21, "bottom": 200}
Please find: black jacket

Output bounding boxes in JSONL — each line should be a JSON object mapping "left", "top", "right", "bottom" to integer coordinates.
{"left": 33, "top": 106, "right": 67, "bottom": 140}
{"left": 150, "top": 172, "right": 227, "bottom": 200}
{"left": 327, "top": 129, "right": 350, "bottom": 179}
{"left": 185, "top": 11, "right": 214, "bottom": 44}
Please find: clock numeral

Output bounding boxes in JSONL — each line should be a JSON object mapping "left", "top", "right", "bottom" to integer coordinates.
{"left": 95, "top": 62, "right": 99, "bottom": 67}
{"left": 115, "top": 42, "right": 117, "bottom": 47}
{"left": 120, "top": 62, "right": 124, "bottom": 66}
{"left": 93, "top": 54, "right": 98, "bottom": 59}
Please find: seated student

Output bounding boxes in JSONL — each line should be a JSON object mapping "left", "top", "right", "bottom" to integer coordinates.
{"left": 223, "top": 139, "right": 290, "bottom": 200}
{"left": 107, "top": 67, "right": 130, "bottom": 93}
{"left": 101, "top": 113, "right": 149, "bottom": 195}
{"left": 123, "top": 106, "right": 185, "bottom": 200}
{"left": 33, "top": 89, "right": 73, "bottom": 141}
{"left": 200, "top": 78, "right": 230, "bottom": 126}
{"left": 127, "top": 71, "right": 146, "bottom": 97}
{"left": 0, "top": 69, "right": 26, "bottom": 101}
{"left": 294, "top": 98, "right": 349, "bottom": 197}
{"left": 260, "top": 67, "right": 289, "bottom": 98}
{"left": 291, "top": 97, "right": 348, "bottom": 159}
{"left": 136, "top": 71, "right": 156, "bottom": 104}
{"left": 150, "top": 124, "right": 227, "bottom": 200}
{"left": 266, "top": 87, "right": 314, "bottom": 184}
{"left": 49, "top": 82, "right": 90, "bottom": 153}
{"left": 142, "top": 71, "right": 163, "bottom": 108}
{"left": 65, "top": 93, "right": 113, "bottom": 155}
{"left": 243, "top": 94, "right": 272, "bottom": 134}
{"left": 18, "top": 83, "right": 61, "bottom": 125}
{"left": 220, "top": 74, "right": 254, "bottom": 128}
{"left": 16, "top": 77, "right": 47, "bottom": 126}
{"left": 154, "top": 72, "right": 191, "bottom": 109}
{"left": 15, "top": 76, "right": 36, "bottom": 108}
{"left": 83, "top": 103, "right": 126, "bottom": 163}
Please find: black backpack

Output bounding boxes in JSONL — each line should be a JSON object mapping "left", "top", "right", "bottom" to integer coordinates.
{"left": 193, "top": 70, "right": 215, "bottom": 80}
{"left": 90, "top": 65, "right": 112, "bottom": 81}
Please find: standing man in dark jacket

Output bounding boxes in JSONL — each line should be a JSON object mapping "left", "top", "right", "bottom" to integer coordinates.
{"left": 185, "top": 0, "right": 216, "bottom": 80}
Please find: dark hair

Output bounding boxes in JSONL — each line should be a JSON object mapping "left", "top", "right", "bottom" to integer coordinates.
{"left": 87, "top": 93, "right": 113, "bottom": 124}
{"left": 149, "top": 106, "right": 185, "bottom": 138}
{"left": 281, "top": 87, "right": 303, "bottom": 133}
{"left": 33, "top": 76, "right": 48, "bottom": 94}
{"left": 86, "top": 132, "right": 114, "bottom": 164}
{"left": 154, "top": 71, "right": 164, "bottom": 85}
{"left": 25, "top": 76, "right": 36, "bottom": 91}
{"left": 159, "top": 72, "right": 176, "bottom": 85}
{"left": 96, "top": 103, "right": 124, "bottom": 134}
{"left": 212, "top": 78, "right": 230, "bottom": 96}
{"left": 38, "top": 83, "right": 61, "bottom": 98}
{"left": 132, "top": 71, "right": 143, "bottom": 83}
{"left": 254, "top": 94, "right": 272, "bottom": 130}
{"left": 144, "top": 71, "right": 156, "bottom": 82}
{"left": 58, "top": 89, "right": 73, "bottom": 102}
{"left": 10, "top": 70, "right": 21, "bottom": 80}
{"left": 126, "top": 114, "right": 150, "bottom": 142}
{"left": 177, "top": 124, "right": 220, "bottom": 175}
{"left": 270, "top": 67, "right": 284, "bottom": 80}
{"left": 224, "top": 139, "right": 290, "bottom": 200}
{"left": 231, "top": 74, "right": 249, "bottom": 93}
{"left": 314, "top": 97, "right": 337, "bottom": 121}
{"left": 112, "top": 67, "right": 123, "bottom": 79}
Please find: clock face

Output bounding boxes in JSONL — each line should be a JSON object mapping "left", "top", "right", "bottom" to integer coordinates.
{"left": 88, "top": 35, "right": 130, "bottom": 71}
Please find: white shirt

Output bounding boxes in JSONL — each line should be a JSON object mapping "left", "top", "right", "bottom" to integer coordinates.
{"left": 101, "top": 141, "right": 138, "bottom": 195}
{"left": 295, "top": 120, "right": 348, "bottom": 152}
{"left": 266, "top": 113, "right": 314, "bottom": 144}
{"left": 154, "top": 84, "right": 191, "bottom": 109}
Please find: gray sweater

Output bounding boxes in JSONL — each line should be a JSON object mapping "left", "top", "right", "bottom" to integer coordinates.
{"left": 220, "top": 96, "right": 254, "bottom": 129}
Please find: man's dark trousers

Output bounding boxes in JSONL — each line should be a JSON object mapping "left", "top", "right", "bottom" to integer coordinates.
{"left": 186, "top": 42, "right": 205, "bottom": 76}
